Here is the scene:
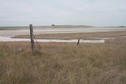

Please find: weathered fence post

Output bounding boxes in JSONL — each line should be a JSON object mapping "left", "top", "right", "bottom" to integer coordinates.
{"left": 77, "top": 39, "right": 80, "bottom": 46}
{"left": 29, "top": 24, "right": 34, "bottom": 52}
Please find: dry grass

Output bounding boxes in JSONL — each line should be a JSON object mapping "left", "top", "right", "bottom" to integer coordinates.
{"left": 0, "top": 39, "right": 126, "bottom": 84}
{"left": 14, "top": 31, "right": 126, "bottom": 40}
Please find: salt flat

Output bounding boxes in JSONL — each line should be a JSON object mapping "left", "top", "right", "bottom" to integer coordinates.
{"left": 0, "top": 27, "right": 125, "bottom": 43}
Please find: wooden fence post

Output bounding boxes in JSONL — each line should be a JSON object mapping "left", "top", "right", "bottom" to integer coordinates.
{"left": 77, "top": 39, "right": 80, "bottom": 46}
{"left": 29, "top": 24, "right": 34, "bottom": 52}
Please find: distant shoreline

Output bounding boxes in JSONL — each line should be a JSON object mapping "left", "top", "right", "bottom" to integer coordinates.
{"left": 0, "top": 25, "right": 126, "bottom": 30}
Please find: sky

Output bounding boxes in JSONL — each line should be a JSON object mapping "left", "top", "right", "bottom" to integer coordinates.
{"left": 0, "top": 0, "right": 126, "bottom": 26}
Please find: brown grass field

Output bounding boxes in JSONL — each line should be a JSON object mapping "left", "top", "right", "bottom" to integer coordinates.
{"left": 0, "top": 37, "right": 126, "bottom": 84}
{"left": 14, "top": 31, "right": 126, "bottom": 40}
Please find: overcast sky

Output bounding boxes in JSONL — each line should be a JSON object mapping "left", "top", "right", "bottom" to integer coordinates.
{"left": 0, "top": 0, "right": 126, "bottom": 26}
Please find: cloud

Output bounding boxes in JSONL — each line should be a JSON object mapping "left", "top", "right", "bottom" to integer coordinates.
{"left": 0, "top": 0, "right": 126, "bottom": 26}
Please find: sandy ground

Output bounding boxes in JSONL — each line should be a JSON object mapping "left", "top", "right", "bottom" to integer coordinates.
{"left": 0, "top": 27, "right": 126, "bottom": 37}
{"left": 15, "top": 31, "right": 126, "bottom": 40}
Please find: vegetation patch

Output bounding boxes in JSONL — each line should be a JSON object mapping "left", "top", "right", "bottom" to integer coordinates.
{"left": 0, "top": 41, "right": 126, "bottom": 84}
